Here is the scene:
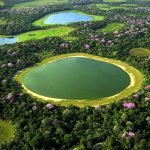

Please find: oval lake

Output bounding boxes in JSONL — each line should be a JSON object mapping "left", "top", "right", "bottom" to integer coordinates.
{"left": 23, "top": 57, "right": 131, "bottom": 100}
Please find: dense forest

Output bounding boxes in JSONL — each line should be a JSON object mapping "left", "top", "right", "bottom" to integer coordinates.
{"left": 0, "top": 0, "right": 150, "bottom": 149}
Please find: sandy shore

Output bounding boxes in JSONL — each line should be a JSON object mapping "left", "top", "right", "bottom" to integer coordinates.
{"left": 20, "top": 54, "right": 136, "bottom": 102}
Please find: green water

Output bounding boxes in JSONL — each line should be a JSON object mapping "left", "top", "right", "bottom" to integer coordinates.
{"left": 23, "top": 57, "right": 130, "bottom": 100}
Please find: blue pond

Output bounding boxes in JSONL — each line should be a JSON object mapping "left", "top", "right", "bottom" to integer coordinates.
{"left": 0, "top": 37, "right": 18, "bottom": 45}
{"left": 44, "top": 12, "right": 93, "bottom": 25}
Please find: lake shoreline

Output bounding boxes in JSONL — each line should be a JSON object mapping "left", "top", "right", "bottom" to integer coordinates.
{"left": 15, "top": 53, "right": 143, "bottom": 107}
{"left": 33, "top": 10, "right": 105, "bottom": 27}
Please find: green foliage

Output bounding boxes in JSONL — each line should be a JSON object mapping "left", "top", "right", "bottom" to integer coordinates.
{"left": 121, "top": 113, "right": 128, "bottom": 121}
{"left": 12, "top": 0, "right": 69, "bottom": 9}
{"left": 0, "top": 1, "right": 149, "bottom": 149}
{"left": 19, "top": 27, "right": 75, "bottom": 42}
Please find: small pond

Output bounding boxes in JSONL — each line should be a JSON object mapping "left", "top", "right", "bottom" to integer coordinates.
{"left": 44, "top": 12, "right": 93, "bottom": 25}
{"left": 0, "top": 36, "right": 18, "bottom": 45}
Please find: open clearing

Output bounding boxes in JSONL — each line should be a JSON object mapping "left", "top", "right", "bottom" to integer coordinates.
{"left": 15, "top": 53, "right": 143, "bottom": 107}
{"left": 0, "top": 27, "right": 75, "bottom": 44}
{"left": 100, "top": 23, "right": 125, "bottom": 32}
{"left": 12, "top": 0, "right": 69, "bottom": 9}
{"left": 0, "top": 0, "right": 4, "bottom": 6}
{"left": 19, "top": 27, "right": 75, "bottom": 42}
{"left": 104, "top": 0, "right": 127, "bottom": 2}
{"left": 63, "top": 36, "right": 77, "bottom": 41}
{"left": 120, "top": 4, "right": 137, "bottom": 7}
{"left": 0, "top": 19, "right": 7, "bottom": 25}
{"left": 129, "top": 48, "right": 150, "bottom": 56}
{"left": 96, "top": 4, "right": 131, "bottom": 10}
{"left": 0, "top": 120, "right": 15, "bottom": 144}
{"left": 33, "top": 10, "right": 105, "bottom": 27}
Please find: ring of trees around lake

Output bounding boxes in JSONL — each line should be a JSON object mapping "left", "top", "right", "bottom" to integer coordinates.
{"left": 15, "top": 53, "right": 143, "bottom": 107}
{"left": 0, "top": 0, "right": 150, "bottom": 149}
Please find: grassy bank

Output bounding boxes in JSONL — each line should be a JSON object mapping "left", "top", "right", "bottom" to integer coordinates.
{"left": 12, "top": 0, "right": 69, "bottom": 9}
{"left": 0, "top": 120, "right": 16, "bottom": 144}
{"left": 129, "top": 48, "right": 150, "bottom": 57}
{"left": 100, "top": 23, "right": 126, "bottom": 32}
{"left": 15, "top": 53, "right": 143, "bottom": 107}
{"left": 0, "top": 19, "right": 7, "bottom": 25}
{"left": 0, "top": 34, "right": 18, "bottom": 38}
{"left": 0, "top": 27, "right": 75, "bottom": 43}
{"left": 33, "top": 10, "right": 105, "bottom": 27}
{"left": 63, "top": 36, "right": 77, "bottom": 41}
{"left": 96, "top": 4, "right": 130, "bottom": 10}
{"left": 19, "top": 27, "right": 75, "bottom": 42}
{"left": 0, "top": 1, "right": 4, "bottom": 6}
